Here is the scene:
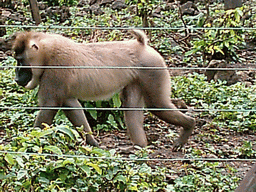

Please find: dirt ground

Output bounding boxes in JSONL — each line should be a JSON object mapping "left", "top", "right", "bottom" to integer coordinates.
{"left": 98, "top": 112, "right": 255, "bottom": 180}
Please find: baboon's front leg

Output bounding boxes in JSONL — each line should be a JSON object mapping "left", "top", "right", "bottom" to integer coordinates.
{"left": 35, "top": 109, "right": 58, "bottom": 128}
{"left": 63, "top": 99, "right": 99, "bottom": 147}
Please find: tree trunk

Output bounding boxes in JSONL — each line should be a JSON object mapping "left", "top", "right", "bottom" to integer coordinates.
{"left": 29, "top": 0, "right": 42, "bottom": 25}
{"left": 235, "top": 164, "right": 256, "bottom": 192}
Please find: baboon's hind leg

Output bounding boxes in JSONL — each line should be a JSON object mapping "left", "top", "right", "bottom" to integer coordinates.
{"left": 141, "top": 71, "right": 195, "bottom": 151}
{"left": 122, "top": 83, "right": 147, "bottom": 147}
{"left": 147, "top": 100, "right": 195, "bottom": 151}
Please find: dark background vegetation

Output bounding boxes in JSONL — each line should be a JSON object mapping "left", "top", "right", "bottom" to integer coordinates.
{"left": 0, "top": 0, "right": 255, "bottom": 191}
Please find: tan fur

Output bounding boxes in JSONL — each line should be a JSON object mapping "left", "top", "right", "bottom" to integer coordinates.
{"left": 131, "top": 29, "right": 148, "bottom": 45}
{"left": 13, "top": 30, "right": 195, "bottom": 150}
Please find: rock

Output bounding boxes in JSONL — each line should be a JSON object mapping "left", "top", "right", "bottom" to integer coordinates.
{"left": 41, "top": 6, "right": 71, "bottom": 23}
{"left": 102, "top": 137, "right": 112, "bottom": 144}
{"left": 101, "top": 0, "right": 114, "bottom": 6}
{"left": 153, "top": 2, "right": 177, "bottom": 17}
{"left": 111, "top": 0, "right": 127, "bottom": 10}
{"left": 154, "top": 6, "right": 162, "bottom": 14}
{"left": 127, "top": 4, "right": 137, "bottom": 14}
{"left": 166, "top": 2, "right": 178, "bottom": 11}
{"left": 179, "top": 1, "right": 199, "bottom": 16}
{"left": 205, "top": 60, "right": 252, "bottom": 85}
{"left": 90, "top": 4, "right": 104, "bottom": 15}
{"left": 76, "top": 3, "right": 104, "bottom": 16}
{"left": 37, "top": 2, "right": 48, "bottom": 10}
{"left": 205, "top": 60, "right": 225, "bottom": 81}
{"left": 214, "top": 70, "right": 238, "bottom": 84}
{"left": 2, "top": 9, "right": 12, "bottom": 17}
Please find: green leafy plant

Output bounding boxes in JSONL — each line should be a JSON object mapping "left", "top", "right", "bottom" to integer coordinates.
{"left": 174, "top": 161, "right": 239, "bottom": 192}
{"left": 186, "top": 7, "right": 246, "bottom": 62}
{"left": 171, "top": 73, "right": 256, "bottom": 131}
{"left": 236, "top": 141, "right": 256, "bottom": 158}
{"left": 82, "top": 93, "right": 124, "bottom": 131}
{"left": 126, "top": 0, "right": 160, "bottom": 27}
{"left": 0, "top": 125, "right": 169, "bottom": 191}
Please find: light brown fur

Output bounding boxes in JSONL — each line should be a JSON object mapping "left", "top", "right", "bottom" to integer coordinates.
{"left": 13, "top": 30, "right": 195, "bottom": 150}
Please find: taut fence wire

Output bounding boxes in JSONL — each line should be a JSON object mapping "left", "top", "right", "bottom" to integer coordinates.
{"left": 1, "top": 65, "right": 256, "bottom": 71}
{"left": 1, "top": 106, "right": 256, "bottom": 113}
{"left": 1, "top": 25, "right": 256, "bottom": 30}
{"left": 0, "top": 151, "right": 255, "bottom": 162}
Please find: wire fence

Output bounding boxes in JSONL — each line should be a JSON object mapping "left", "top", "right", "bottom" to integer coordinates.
{"left": 1, "top": 65, "right": 256, "bottom": 71}
{"left": 0, "top": 151, "right": 255, "bottom": 162}
{"left": 1, "top": 106, "right": 256, "bottom": 113}
{"left": 1, "top": 25, "right": 256, "bottom": 162}
{"left": 1, "top": 25, "right": 256, "bottom": 30}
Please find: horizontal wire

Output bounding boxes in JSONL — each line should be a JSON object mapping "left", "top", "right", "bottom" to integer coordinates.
{"left": 1, "top": 106, "right": 256, "bottom": 112}
{"left": 2, "top": 65, "right": 256, "bottom": 71}
{"left": 0, "top": 151, "right": 255, "bottom": 162}
{"left": 1, "top": 25, "right": 256, "bottom": 30}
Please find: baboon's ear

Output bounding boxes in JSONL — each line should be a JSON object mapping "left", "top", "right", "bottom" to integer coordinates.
{"left": 29, "top": 40, "right": 39, "bottom": 50}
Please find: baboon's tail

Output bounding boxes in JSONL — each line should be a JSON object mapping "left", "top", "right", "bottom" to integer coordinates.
{"left": 132, "top": 29, "right": 148, "bottom": 45}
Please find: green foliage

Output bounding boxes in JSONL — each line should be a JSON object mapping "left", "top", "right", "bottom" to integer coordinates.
{"left": 126, "top": 0, "right": 160, "bottom": 27}
{"left": 0, "top": 124, "right": 241, "bottom": 191}
{"left": 186, "top": 7, "right": 246, "bottom": 62}
{"left": 174, "top": 161, "right": 239, "bottom": 192}
{"left": 171, "top": 73, "right": 256, "bottom": 131}
{"left": 0, "top": 67, "right": 37, "bottom": 130}
{"left": 82, "top": 94, "right": 125, "bottom": 131}
{"left": 0, "top": 125, "right": 168, "bottom": 191}
{"left": 151, "top": 30, "right": 174, "bottom": 57}
{"left": 67, "top": 6, "right": 142, "bottom": 30}
{"left": 1, "top": 57, "right": 123, "bottom": 132}
{"left": 127, "top": 0, "right": 160, "bottom": 14}
{"left": 236, "top": 141, "right": 256, "bottom": 158}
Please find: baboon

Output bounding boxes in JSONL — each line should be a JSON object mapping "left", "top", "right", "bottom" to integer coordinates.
{"left": 13, "top": 30, "right": 195, "bottom": 150}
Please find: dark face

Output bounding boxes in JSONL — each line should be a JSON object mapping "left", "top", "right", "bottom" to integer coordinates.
{"left": 14, "top": 55, "right": 32, "bottom": 87}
